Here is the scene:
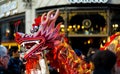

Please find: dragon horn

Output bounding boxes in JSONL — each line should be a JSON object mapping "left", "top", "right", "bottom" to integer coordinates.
{"left": 51, "top": 9, "right": 59, "bottom": 20}
{"left": 41, "top": 10, "right": 54, "bottom": 25}
{"left": 41, "top": 13, "right": 47, "bottom": 25}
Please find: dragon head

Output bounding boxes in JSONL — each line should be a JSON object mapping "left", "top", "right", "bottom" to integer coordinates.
{"left": 15, "top": 9, "right": 63, "bottom": 59}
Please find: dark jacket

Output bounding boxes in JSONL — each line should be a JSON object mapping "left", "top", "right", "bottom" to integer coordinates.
{"left": 92, "top": 50, "right": 116, "bottom": 74}
{"left": 93, "top": 68, "right": 111, "bottom": 74}
{"left": 0, "top": 67, "right": 8, "bottom": 74}
{"left": 7, "top": 57, "right": 24, "bottom": 74}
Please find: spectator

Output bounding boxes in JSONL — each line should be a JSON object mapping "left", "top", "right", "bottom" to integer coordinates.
{"left": 92, "top": 50, "right": 116, "bottom": 74}
{"left": 113, "top": 50, "right": 120, "bottom": 74}
{"left": 0, "top": 45, "right": 10, "bottom": 74}
{"left": 86, "top": 48, "right": 98, "bottom": 63}
{"left": 8, "top": 46, "right": 25, "bottom": 74}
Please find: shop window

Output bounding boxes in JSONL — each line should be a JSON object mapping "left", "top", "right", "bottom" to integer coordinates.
{"left": 1, "top": 23, "right": 10, "bottom": 41}
{"left": 0, "top": 19, "right": 25, "bottom": 42}
{"left": 56, "top": 15, "right": 65, "bottom": 33}
{"left": 111, "top": 11, "right": 120, "bottom": 34}
{"left": 68, "top": 10, "right": 108, "bottom": 36}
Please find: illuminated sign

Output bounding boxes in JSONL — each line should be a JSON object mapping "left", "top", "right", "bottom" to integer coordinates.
{"left": 68, "top": 0, "right": 108, "bottom": 3}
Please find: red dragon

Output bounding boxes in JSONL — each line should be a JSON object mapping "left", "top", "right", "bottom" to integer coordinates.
{"left": 15, "top": 9, "right": 92, "bottom": 74}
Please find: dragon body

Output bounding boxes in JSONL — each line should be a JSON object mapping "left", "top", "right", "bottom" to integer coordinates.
{"left": 15, "top": 9, "right": 91, "bottom": 74}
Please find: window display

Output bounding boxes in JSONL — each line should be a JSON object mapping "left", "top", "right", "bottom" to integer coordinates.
{"left": 68, "top": 10, "right": 108, "bottom": 36}
{"left": 0, "top": 19, "right": 25, "bottom": 42}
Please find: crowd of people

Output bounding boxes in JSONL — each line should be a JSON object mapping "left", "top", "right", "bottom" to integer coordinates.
{"left": 0, "top": 45, "right": 25, "bottom": 74}
{"left": 0, "top": 45, "right": 9, "bottom": 74}
{"left": 0, "top": 44, "right": 119, "bottom": 74}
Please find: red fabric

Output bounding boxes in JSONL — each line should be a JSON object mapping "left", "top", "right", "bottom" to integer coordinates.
{"left": 117, "top": 60, "right": 120, "bottom": 67}
{"left": 34, "top": 16, "right": 41, "bottom": 26}
{"left": 100, "top": 33, "right": 120, "bottom": 50}
{"left": 25, "top": 55, "right": 40, "bottom": 74}
{"left": 32, "top": 16, "right": 42, "bottom": 27}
